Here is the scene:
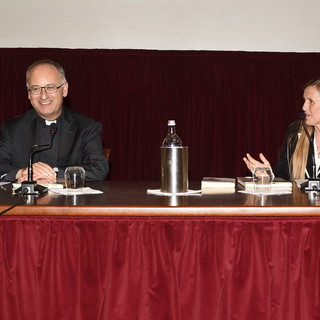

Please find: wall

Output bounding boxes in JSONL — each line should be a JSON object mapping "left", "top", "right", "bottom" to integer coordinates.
{"left": 1, "top": 0, "right": 319, "bottom": 52}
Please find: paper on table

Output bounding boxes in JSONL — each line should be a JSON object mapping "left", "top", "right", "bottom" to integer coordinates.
{"left": 51, "top": 187, "right": 103, "bottom": 195}
{"left": 147, "top": 189, "right": 201, "bottom": 196}
{"left": 12, "top": 183, "right": 64, "bottom": 190}
{"left": 238, "top": 189, "right": 292, "bottom": 195}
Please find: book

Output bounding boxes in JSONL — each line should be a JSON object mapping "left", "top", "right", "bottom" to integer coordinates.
{"left": 237, "top": 177, "right": 292, "bottom": 189}
{"left": 201, "top": 177, "right": 236, "bottom": 194}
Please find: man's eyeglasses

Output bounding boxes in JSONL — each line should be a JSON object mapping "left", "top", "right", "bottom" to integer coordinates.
{"left": 28, "top": 83, "right": 65, "bottom": 95}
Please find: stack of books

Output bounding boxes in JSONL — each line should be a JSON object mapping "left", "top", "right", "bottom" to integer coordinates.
{"left": 201, "top": 177, "right": 236, "bottom": 194}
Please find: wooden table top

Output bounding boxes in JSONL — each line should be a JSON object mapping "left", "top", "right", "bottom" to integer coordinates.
{"left": 1, "top": 180, "right": 320, "bottom": 217}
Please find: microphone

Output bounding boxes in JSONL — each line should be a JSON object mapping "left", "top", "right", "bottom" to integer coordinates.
{"left": 15, "top": 123, "right": 58, "bottom": 195}
{"left": 298, "top": 113, "right": 320, "bottom": 191}
{"left": 299, "top": 111, "right": 306, "bottom": 119}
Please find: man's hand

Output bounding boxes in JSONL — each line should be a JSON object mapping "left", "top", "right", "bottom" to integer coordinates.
{"left": 16, "top": 162, "right": 57, "bottom": 184}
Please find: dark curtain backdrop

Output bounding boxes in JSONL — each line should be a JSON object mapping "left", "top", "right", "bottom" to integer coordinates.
{"left": 1, "top": 216, "right": 320, "bottom": 320}
{"left": 1, "top": 48, "right": 320, "bottom": 181}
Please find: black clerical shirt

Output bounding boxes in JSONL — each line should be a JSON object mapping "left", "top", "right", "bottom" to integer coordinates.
{"left": 34, "top": 117, "right": 61, "bottom": 167}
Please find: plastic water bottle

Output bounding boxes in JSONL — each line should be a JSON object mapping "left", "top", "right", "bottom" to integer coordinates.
{"left": 162, "top": 120, "right": 182, "bottom": 147}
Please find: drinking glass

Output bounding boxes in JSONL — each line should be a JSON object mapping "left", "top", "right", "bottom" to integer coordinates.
{"left": 64, "top": 166, "right": 86, "bottom": 189}
{"left": 253, "top": 167, "right": 274, "bottom": 192}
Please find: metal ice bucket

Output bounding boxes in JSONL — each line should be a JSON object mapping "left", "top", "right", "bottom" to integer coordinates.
{"left": 160, "top": 146, "right": 188, "bottom": 193}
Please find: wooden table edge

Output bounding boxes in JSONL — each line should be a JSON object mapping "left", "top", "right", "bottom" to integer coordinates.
{"left": 1, "top": 205, "right": 320, "bottom": 217}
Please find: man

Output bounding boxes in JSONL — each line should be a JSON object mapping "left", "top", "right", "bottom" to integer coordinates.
{"left": 0, "top": 59, "right": 109, "bottom": 183}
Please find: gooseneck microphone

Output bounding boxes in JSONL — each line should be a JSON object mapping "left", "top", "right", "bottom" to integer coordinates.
{"left": 299, "top": 113, "right": 320, "bottom": 191}
{"left": 15, "top": 123, "right": 58, "bottom": 195}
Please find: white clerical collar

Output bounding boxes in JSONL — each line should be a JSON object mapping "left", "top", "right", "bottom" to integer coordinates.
{"left": 45, "top": 120, "right": 57, "bottom": 126}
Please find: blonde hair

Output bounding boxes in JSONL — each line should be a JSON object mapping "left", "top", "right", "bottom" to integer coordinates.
{"left": 290, "top": 124, "right": 313, "bottom": 180}
{"left": 290, "top": 77, "right": 320, "bottom": 180}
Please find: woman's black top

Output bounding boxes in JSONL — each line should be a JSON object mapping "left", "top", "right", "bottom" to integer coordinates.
{"left": 275, "top": 121, "right": 315, "bottom": 181}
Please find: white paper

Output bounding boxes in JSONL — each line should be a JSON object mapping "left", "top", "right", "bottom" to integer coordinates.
{"left": 238, "top": 189, "right": 292, "bottom": 195}
{"left": 12, "top": 183, "right": 64, "bottom": 190}
{"left": 147, "top": 189, "right": 201, "bottom": 196}
{"left": 51, "top": 187, "right": 103, "bottom": 195}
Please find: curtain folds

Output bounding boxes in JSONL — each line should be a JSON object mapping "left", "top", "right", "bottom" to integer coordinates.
{"left": 1, "top": 216, "right": 320, "bottom": 320}
{"left": 1, "top": 49, "right": 320, "bottom": 181}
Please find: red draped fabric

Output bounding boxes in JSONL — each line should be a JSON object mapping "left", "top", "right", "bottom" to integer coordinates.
{"left": 1, "top": 216, "right": 320, "bottom": 320}
{"left": 1, "top": 49, "right": 320, "bottom": 181}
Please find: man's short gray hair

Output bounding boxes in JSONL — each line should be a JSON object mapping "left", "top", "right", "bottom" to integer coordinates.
{"left": 26, "top": 59, "right": 67, "bottom": 86}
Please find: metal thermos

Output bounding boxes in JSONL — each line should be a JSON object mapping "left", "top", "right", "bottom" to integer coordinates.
{"left": 160, "top": 146, "right": 188, "bottom": 193}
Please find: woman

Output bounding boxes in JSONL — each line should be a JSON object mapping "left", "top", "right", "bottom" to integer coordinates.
{"left": 243, "top": 77, "right": 320, "bottom": 181}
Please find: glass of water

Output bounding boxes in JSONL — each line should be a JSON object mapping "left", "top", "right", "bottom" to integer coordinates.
{"left": 64, "top": 166, "right": 86, "bottom": 189}
{"left": 253, "top": 167, "right": 274, "bottom": 192}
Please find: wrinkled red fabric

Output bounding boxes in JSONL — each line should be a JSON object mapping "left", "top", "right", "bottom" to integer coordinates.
{"left": 1, "top": 216, "right": 320, "bottom": 320}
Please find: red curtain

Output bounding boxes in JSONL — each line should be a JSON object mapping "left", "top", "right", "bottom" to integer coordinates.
{"left": 1, "top": 216, "right": 320, "bottom": 320}
{"left": 1, "top": 48, "right": 320, "bottom": 180}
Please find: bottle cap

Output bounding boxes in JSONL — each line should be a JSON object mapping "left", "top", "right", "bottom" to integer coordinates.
{"left": 168, "top": 120, "right": 176, "bottom": 126}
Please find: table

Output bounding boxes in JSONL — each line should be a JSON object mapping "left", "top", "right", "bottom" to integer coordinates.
{"left": 1, "top": 180, "right": 318, "bottom": 216}
{"left": 1, "top": 181, "right": 320, "bottom": 319}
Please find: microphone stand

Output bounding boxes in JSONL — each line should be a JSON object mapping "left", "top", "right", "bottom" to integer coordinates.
{"left": 15, "top": 123, "right": 57, "bottom": 195}
{"left": 299, "top": 118, "right": 320, "bottom": 192}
